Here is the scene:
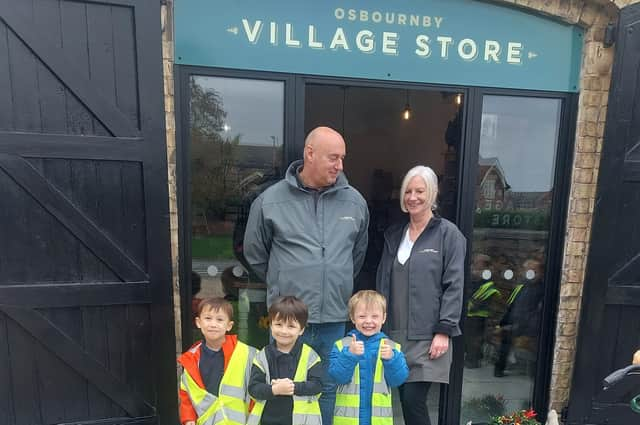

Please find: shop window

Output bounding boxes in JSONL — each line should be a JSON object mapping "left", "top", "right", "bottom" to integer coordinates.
{"left": 187, "top": 75, "right": 284, "bottom": 348}
{"left": 461, "top": 95, "right": 561, "bottom": 424}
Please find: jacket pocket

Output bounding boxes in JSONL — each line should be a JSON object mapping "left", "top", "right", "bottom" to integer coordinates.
{"left": 324, "top": 264, "right": 354, "bottom": 319}
{"left": 272, "top": 265, "right": 323, "bottom": 317}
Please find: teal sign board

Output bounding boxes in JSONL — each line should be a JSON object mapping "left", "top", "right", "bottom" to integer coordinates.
{"left": 175, "top": 0, "right": 583, "bottom": 92}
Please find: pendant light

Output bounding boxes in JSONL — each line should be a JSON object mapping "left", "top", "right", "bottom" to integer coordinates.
{"left": 402, "top": 90, "right": 411, "bottom": 120}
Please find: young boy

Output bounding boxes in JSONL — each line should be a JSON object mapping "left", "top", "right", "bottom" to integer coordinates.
{"left": 178, "top": 297, "right": 256, "bottom": 425}
{"left": 329, "top": 290, "right": 409, "bottom": 425}
{"left": 247, "top": 296, "right": 323, "bottom": 425}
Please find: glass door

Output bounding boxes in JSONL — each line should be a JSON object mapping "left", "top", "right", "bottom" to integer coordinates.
{"left": 304, "top": 80, "right": 465, "bottom": 425}
{"left": 460, "top": 94, "right": 564, "bottom": 424}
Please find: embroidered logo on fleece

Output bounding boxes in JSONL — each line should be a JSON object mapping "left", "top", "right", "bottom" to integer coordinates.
{"left": 418, "top": 248, "right": 439, "bottom": 254}
{"left": 339, "top": 216, "right": 356, "bottom": 221}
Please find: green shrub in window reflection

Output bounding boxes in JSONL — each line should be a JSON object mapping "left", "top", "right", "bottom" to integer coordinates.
{"left": 474, "top": 210, "right": 550, "bottom": 230}
{"left": 191, "top": 236, "right": 234, "bottom": 260}
{"left": 190, "top": 78, "right": 242, "bottom": 223}
{"left": 461, "top": 394, "right": 506, "bottom": 424}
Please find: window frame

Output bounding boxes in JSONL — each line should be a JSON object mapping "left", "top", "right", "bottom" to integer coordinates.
{"left": 449, "top": 87, "right": 578, "bottom": 425}
{"left": 175, "top": 66, "right": 296, "bottom": 350}
{"left": 174, "top": 66, "right": 579, "bottom": 424}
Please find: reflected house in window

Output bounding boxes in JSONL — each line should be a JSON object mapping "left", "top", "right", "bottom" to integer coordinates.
{"left": 475, "top": 156, "right": 552, "bottom": 216}
{"left": 504, "top": 191, "right": 552, "bottom": 211}
{"left": 476, "top": 156, "right": 510, "bottom": 210}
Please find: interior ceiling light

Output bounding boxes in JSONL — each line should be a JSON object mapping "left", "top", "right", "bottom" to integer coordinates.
{"left": 403, "top": 90, "right": 411, "bottom": 120}
{"left": 456, "top": 93, "right": 463, "bottom": 105}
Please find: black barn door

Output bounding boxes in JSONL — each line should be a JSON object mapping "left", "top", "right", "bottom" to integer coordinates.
{"left": 566, "top": 4, "right": 640, "bottom": 425}
{"left": 0, "top": 1, "right": 176, "bottom": 424}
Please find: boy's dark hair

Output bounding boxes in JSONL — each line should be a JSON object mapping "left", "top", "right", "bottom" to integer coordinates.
{"left": 197, "top": 297, "right": 234, "bottom": 320}
{"left": 268, "top": 296, "right": 308, "bottom": 328}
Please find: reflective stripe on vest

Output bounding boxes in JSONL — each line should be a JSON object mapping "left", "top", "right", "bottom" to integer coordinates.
{"left": 333, "top": 336, "right": 399, "bottom": 425}
{"left": 247, "top": 344, "right": 322, "bottom": 425}
{"left": 507, "top": 284, "right": 524, "bottom": 306}
{"left": 181, "top": 342, "right": 256, "bottom": 425}
{"left": 467, "top": 281, "right": 500, "bottom": 318}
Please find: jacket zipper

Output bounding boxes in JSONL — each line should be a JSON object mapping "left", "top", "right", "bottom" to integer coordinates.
{"left": 319, "top": 191, "right": 325, "bottom": 322}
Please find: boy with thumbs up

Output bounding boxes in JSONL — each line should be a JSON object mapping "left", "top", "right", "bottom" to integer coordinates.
{"left": 329, "top": 290, "right": 409, "bottom": 425}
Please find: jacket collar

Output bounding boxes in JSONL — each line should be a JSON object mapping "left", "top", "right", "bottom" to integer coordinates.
{"left": 284, "top": 160, "right": 349, "bottom": 193}
{"left": 347, "top": 328, "right": 388, "bottom": 344}
{"left": 384, "top": 215, "right": 442, "bottom": 252}
{"left": 267, "top": 337, "right": 303, "bottom": 357}
{"left": 177, "top": 334, "right": 239, "bottom": 388}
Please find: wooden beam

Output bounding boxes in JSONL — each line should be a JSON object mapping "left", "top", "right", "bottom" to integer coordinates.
{"left": 0, "top": 154, "right": 148, "bottom": 281}
{"left": 0, "top": 0, "right": 139, "bottom": 137}
{"left": 0, "top": 282, "right": 151, "bottom": 308}
{"left": 0, "top": 306, "right": 155, "bottom": 417}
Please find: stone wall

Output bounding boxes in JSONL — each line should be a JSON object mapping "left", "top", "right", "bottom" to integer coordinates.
{"left": 160, "top": 0, "right": 640, "bottom": 415}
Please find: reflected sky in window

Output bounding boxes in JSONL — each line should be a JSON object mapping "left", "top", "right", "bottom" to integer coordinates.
{"left": 193, "top": 76, "right": 284, "bottom": 147}
{"left": 480, "top": 96, "right": 561, "bottom": 192}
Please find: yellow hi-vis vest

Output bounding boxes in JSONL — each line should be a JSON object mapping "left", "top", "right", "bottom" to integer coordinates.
{"left": 333, "top": 336, "right": 400, "bottom": 425}
{"left": 180, "top": 341, "right": 256, "bottom": 425}
{"left": 247, "top": 344, "right": 322, "bottom": 425}
{"left": 467, "top": 281, "right": 500, "bottom": 318}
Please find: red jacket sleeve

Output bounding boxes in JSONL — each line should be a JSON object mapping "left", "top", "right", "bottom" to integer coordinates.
{"left": 179, "top": 386, "right": 198, "bottom": 424}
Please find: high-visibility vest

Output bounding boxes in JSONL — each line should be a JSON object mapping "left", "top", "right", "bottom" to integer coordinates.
{"left": 247, "top": 344, "right": 322, "bottom": 425}
{"left": 180, "top": 341, "right": 256, "bottom": 425}
{"left": 467, "top": 281, "right": 500, "bottom": 318}
{"left": 333, "top": 336, "right": 400, "bottom": 425}
{"left": 507, "top": 284, "right": 524, "bottom": 306}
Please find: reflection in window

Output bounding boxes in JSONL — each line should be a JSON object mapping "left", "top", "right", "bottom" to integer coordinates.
{"left": 188, "top": 75, "right": 284, "bottom": 348}
{"left": 462, "top": 96, "right": 561, "bottom": 424}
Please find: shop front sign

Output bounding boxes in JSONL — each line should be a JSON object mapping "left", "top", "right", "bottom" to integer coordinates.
{"left": 176, "top": 0, "right": 583, "bottom": 92}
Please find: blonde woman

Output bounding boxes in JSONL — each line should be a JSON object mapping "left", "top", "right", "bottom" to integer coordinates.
{"left": 376, "top": 165, "right": 466, "bottom": 425}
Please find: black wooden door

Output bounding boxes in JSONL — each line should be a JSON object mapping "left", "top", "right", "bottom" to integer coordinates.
{"left": 0, "top": 1, "right": 176, "bottom": 424}
{"left": 566, "top": 4, "right": 640, "bottom": 425}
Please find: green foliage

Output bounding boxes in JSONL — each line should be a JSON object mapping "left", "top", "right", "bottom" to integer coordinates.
{"left": 191, "top": 236, "right": 234, "bottom": 260}
{"left": 189, "top": 77, "right": 242, "bottom": 221}
{"left": 474, "top": 209, "right": 550, "bottom": 230}
{"left": 461, "top": 394, "right": 506, "bottom": 424}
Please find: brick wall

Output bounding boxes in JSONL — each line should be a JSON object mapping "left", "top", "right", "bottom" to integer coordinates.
{"left": 160, "top": 0, "right": 640, "bottom": 414}
{"left": 161, "top": 1, "right": 181, "bottom": 360}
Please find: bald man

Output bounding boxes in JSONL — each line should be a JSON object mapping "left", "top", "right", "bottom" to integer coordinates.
{"left": 244, "top": 126, "right": 369, "bottom": 424}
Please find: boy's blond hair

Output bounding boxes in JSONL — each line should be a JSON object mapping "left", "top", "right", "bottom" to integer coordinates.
{"left": 348, "top": 290, "right": 387, "bottom": 318}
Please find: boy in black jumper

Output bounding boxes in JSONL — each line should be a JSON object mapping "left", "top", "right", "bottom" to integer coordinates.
{"left": 247, "top": 296, "right": 323, "bottom": 425}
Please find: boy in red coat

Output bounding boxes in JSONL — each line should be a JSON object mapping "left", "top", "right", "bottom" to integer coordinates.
{"left": 178, "top": 297, "right": 256, "bottom": 425}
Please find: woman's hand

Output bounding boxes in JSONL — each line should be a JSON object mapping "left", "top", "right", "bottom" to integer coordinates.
{"left": 429, "top": 333, "right": 450, "bottom": 360}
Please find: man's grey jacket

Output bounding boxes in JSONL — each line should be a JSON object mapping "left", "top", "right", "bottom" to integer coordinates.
{"left": 243, "top": 160, "right": 369, "bottom": 323}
